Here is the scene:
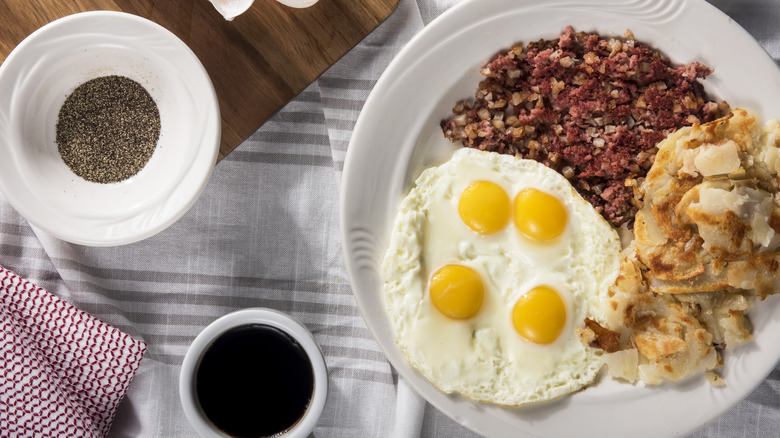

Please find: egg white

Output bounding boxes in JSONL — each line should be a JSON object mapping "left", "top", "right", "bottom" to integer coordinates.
{"left": 381, "top": 148, "right": 621, "bottom": 406}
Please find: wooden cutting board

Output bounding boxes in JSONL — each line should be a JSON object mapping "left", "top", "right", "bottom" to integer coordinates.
{"left": 0, "top": 0, "right": 400, "bottom": 161}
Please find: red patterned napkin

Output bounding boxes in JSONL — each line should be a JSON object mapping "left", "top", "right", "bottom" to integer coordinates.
{"left": 0, "top": 265, "right": 146, "bottom": 437}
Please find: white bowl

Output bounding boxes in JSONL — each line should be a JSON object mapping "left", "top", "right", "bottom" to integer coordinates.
{"left": 0, "top": 11, "right": 220, "bottom": 246}
{"left": 179, "top": 308, "right": 328, "bottom": 438}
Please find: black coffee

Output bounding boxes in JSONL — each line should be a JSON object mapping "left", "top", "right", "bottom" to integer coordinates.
{"left": 195, "top": 324, "right": 315, "bottom": 438}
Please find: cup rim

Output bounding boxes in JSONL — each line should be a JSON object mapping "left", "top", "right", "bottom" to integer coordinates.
{"left": 179, "top": 308, "right": 328, "bottom": 438}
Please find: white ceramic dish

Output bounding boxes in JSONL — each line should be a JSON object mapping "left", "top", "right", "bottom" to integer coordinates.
{"left": 209, "top": 0, "right": 255, "bottom": 20}
{"left": 179, "top": 308, "right": 328, "bottom": 438}
{"left": 0, "top": 11, "right": 220, "bottom": 246}
{"left": 208, "top": 0, "right": 319, "bottom": 19}
{"left": 340, "top": 0, "right": 780, "bottom": 436}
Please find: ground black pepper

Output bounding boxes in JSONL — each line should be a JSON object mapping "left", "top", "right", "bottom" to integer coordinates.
{"left": 56, "top": 75, "right": 161, "bottom": 184}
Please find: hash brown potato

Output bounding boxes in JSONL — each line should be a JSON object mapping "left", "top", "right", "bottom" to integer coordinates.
{"left": 592, "top": 109, "right": 780, "bottom": 384}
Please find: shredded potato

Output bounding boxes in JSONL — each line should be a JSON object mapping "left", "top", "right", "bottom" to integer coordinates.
{"left": 598, "top": 109, "right": 780, "bottom": 384}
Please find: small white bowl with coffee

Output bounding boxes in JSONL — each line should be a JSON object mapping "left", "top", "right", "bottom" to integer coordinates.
{"left": 179, "top": 308, "right": 328, "bottom": 437}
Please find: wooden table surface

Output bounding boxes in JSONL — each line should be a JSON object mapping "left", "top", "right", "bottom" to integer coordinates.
{"left": 0, "top": 0, "right": 401, "bottom": 161}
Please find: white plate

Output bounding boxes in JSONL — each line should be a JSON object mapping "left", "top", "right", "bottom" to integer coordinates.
{"left": 0, "top": 11, "right": 220, "bottom": 246}
{"left": 340, "top": 0, "right": 780, "bottom": 436}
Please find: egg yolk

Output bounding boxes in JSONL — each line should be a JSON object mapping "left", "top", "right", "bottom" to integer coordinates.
{"left": 513, "top": 188, "right": 567, "bottom": 241}
{"left": 458, "top": 181, "right": 510, "bottom": 235}
{"left": 512, "top": 286, "right": 566, "bottom": 344}
{"left": 429, "top": 264, "right": 484, "bottom": 319}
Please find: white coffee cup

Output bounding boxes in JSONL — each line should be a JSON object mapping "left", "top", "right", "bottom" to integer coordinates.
{"left": 179, "top": 308, "right": 328, "bottom": 437}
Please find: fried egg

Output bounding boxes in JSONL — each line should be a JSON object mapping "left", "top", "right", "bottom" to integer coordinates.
{"left": 381, "top": 148, "right": 621, "bottom": 406}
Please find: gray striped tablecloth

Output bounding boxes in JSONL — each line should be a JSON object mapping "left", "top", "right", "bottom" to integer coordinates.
{"left": 1, "top": 0, "right": 778, "bottom": 436}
